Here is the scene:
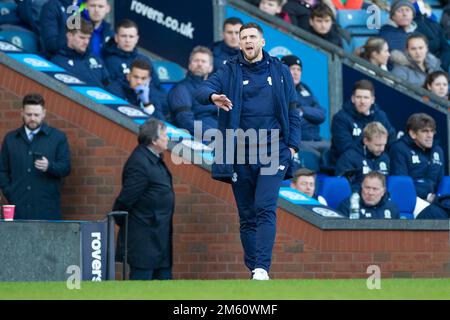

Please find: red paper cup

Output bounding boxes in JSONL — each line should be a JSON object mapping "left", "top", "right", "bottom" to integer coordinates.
{"left": 3, "top": 205, "right": 15, "bottom": 221}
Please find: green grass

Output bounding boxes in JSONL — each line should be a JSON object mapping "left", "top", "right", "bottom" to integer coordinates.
{"left": 0, "top": 279, "right": 450, "bottom": 300}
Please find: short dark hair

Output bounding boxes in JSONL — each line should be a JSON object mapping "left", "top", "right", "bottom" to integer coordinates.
{"left": 363, "top": 171, "right": 386, "bottom": 188}
{"left": 68, "top": 18, "right": 95, "bottom": 35}
{"left": 292, "top": 168, "right": 316, "bottom": 183}
{"left": 116, "top": 19, "right": 139, "bottom": 33}
{"left": 310, "top": 3, "right": 334, "bottom": 20}
{"left": 423, "top": 71, "right": 449, "bottom": 90}
{"left": 130, "top": 59, "right": 152, "bottom": 73}
{"left": 22, "top": 93, "right": 45, "bottom": 109}
{"left": 352, "top": 79, "right": 375, "bottom": 96}
{"left": 406, "top": 113, "right": 436, "bottom": 133}
{"left": 240, "top": 22, "right": 263, "bottom": 35}
{"left": 138, "top": 118, "right": 166, "bottom": 146}
{"left": 406, "top": 33, "right": 428, "bottom": 49}
{"left": 223, "top": 17, "right": 243, "bottom": 30}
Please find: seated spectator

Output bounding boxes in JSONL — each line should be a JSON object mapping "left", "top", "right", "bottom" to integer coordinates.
{"left": 40, "top": 0, "right": 77, "bottom": 57}
{"left": 50, "top": 18, "right": 115, "bottom": 91}
{"left": 82, "top": 0, "right": 113, "bottom": 58}
{"left": 390, "top": 33, "right": 442, "bottom": 87}
{"left": 281, "top": 54, "right": 329, "bottom": 158}
{"left": 338, "top": 172, "right": 400, "bottom": 219}
{"left": 114, "top": 59, "right": 165, "bottom": 120}
{"left": 283, "top": 0, "right": 337, "bottom": 30}
{"left": 15, "top": 0, "right": 48, "bottom": 34}
{"left": 379, "top": 0, "right": 450, "bottom": 71}
{"left": 101, "top": 19, "right": 167, "bottom": 115}
{"left": 330, "top": 79, "right": 396, "bottom": 164}
{"left": 210, "top": 17, "right": 243, "bottom": 73}
{"left": 356, "top": 37, "right": 390, "bottom": 71}
{"left": 423, "top": 71, "right": 449, "bottom": 100}
{"left": 307, "top": 3, "right": 343, "bottom": 48}
{"left": 290, "top": 168, "right": 328, "bottom": 205}
{"left": 330, "top": 0, "right": 363, "bottom": 10}
{"left": 335, "top": 122, "right": 390, "bottom": 191}
{"left": 413, "top": 1, "right": 450, "bottom": 72}
{"left": 168, "top": 46, "right": 218, "bottom": 136}
{"left": 259, "top": 0, "right": 292, "bottom": 24}
{"left": 389, "top": 113, "right": 444, "bottom": 202}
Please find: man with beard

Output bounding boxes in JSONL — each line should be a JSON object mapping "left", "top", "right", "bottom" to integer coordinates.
{"left": 196, "top": 23, "right": 301, "bottom": 280}
{"left": 169, "top": 46, "right": 218, "bottom": 136}
{"left": 0, "top": 93, "right": 71, "bottom": 220}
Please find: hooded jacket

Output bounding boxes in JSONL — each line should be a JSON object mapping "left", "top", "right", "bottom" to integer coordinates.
{"left": 210, "top": 40, "right": 240, "bottom": 73}
{"left": 50, "top": 46, "right": 114, "bottom": 90}
{"left": 390, "top": 49, "right": 442, "bottom": 87}
{"left": 389, "top": 133, "right": 444, "bottom": 199}
{"left": 379, "top": 18, "right": 418, "bottom": 52}
{"left": 101, "top": 38, "right": 162, "bottom": 89}
{"left": 195, "top": 51, "right": 301, "bottom": 182}
{"left": 338, "top": 192, "right": 400, "bottom": 219}
{"left": 335, "top": 140, "right": 390, "bottom": 191}
{"left": 330, "top": 100, "right": 396, "bottom": 163}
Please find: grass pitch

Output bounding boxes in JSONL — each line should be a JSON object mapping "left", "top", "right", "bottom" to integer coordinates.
{"left": 0, "top": 279, "right": 449, "bottom": 300}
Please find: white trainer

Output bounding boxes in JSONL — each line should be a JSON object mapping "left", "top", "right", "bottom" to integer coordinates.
{"left": 252, "top": 268, "right": 270, "bottom": 280}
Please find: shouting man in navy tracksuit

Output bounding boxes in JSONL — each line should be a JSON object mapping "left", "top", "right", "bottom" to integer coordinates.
{"left": 196, "top": 23, "right": 301, "bottom": 280}
{"left": 389, "top": 113, "right": 444, "bottom": 202}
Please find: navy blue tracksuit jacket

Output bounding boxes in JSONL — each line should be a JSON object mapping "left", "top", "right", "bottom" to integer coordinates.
{"left": 389, "top": 134, "right": 444, "bottom": 199}
{"left": 50, "top": 46, "right": 116, "bottom": 91}
{"left": 335, "top": 141, "right": 390, "bottom": 191}
{"left": 210, "top": 40, "right": 240, "bottom": 73}
{"left": 195, "top": 51, "right": 301, "bottom": 182}
{"left": 330, "top": 100, "right": 396, "bottom": 163}
{"left": 338, "top": 193, "right": 400, "bottom": 219}
{"left": 169, "top": 72, "right": 218, "bottom": 136}
{"left": 294, "top": 82, "right": 325, "bottom": 141}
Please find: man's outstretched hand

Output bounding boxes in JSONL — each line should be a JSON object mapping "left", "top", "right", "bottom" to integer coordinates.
{"left": 211, "top": 93, "right": 233, "bottom": 111}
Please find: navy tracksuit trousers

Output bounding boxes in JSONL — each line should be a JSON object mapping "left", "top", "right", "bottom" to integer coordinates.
{"left": 231, "top": 146, "right": 291, "bottom": 272}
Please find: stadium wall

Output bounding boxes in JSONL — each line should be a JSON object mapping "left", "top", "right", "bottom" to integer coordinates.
{"left": 1, "top": 63, "right": 449, "bottom": 280}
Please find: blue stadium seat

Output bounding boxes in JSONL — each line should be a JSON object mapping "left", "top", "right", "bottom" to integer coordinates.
{"left": 0, "top": 24, "right": 38, "bottom": 52}
{"left": 428, "top": 0, "right": 443, "bottom": 8}
{"left": 152, "top": 60, "right": 185, "bottom": 84}
{"left": 317, "top": 176, "right": 351, "bottom": 209}
{"left": 0, "top": 2, "right": 20, "bottom": 25}
{"left": 387, "top": 176, "right": 416, "bottom": 219}
{"left": 437, "top": 176, "right": 450, "bottom": 196}
{"left": 338, "top": 9, "right": 389, "bottom": 36}
{"left": 352, "top": 36, "right": 370, "bottom": 50}
{"left": 433, "top": 8, "right": 443, "bottom": 22}
{"left": 296, "top": 150, "right": 321, "bottom": 172}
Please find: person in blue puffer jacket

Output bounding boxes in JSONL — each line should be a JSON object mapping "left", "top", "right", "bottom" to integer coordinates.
{"left": 330, "top": 79, "right": 396, "bottom": 164}
{"left": 195, "top": 23, "right": 301, "bottom": 281}
{"left": 168, "top": 46, "right": 218, "bottom": 137}
{"left": 389, "top": 113, "right": 444, "bottom": 202}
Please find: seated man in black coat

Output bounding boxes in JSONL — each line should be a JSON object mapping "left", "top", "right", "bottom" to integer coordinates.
{"left": 113, "top": 119, "right": 174, "bottom": 280}
{"left": 308, "top": 3, "right": 343, "bottom": 48}
{"left": 338, "top": 171, "right": 400, "bottom": 219}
